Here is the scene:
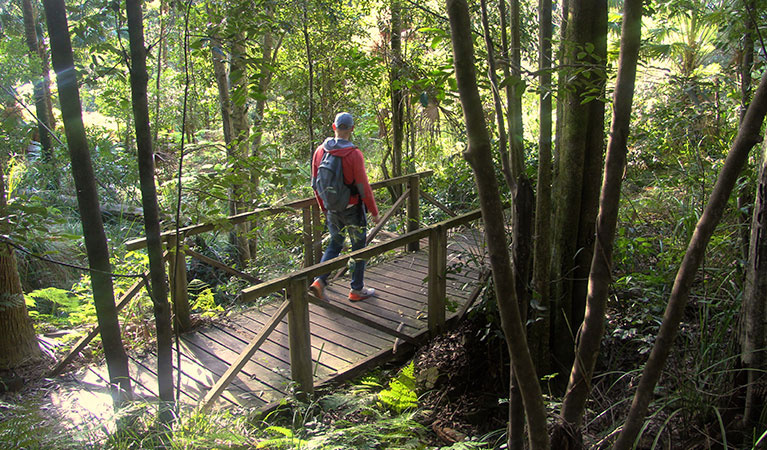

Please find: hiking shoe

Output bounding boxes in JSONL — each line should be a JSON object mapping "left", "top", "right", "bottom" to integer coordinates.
{"left": 349, "top": 286, "right": 375, "bottom": 302}
{"left": 309, "top": 279, "right": 326, "bottom": 300}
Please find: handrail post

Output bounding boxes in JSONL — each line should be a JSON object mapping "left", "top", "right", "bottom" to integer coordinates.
{"left": 407, "top": 175, "right": 420, "bottom": 251}
{"left": 302, "top": 206, "right": 312, "bottom": 268}
{"left": 168, "top": 235, "right": 191, "bottom": 331}
{"left": 428, "top": 223, "right": 447, "bottom": 335}
{"left": 311, "top": 203, "right": 323, "bottom": 264}
{"left": 288, "top": 276, "right": 314, "bottom": 401}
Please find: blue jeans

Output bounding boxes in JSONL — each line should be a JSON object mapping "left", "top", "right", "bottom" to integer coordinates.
{"left": 316, "top": 204, "right": 367, "bottom": 290}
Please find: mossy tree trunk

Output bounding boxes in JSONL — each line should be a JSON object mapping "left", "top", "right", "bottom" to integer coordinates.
{"left": 529, "top": 0, "right": 553, "bottom": 380}
{"left": 556, "top": 0, "right": 643, "bottom": 439}
{"left": 549, "top": 0, "right": 607, "bottom": 386}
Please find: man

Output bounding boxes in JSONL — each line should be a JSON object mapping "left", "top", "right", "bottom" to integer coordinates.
{"left": 309, "top": 112, "right": 379, "bottom": 302}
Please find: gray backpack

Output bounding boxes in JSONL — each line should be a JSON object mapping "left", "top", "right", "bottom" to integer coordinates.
{"left": 313, "top": 149, "right": 357, "bottom": 211}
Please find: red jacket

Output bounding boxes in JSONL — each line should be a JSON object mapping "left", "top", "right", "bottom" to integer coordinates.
{"left": 311, "top": 140, "right": 378, "bottom": 216}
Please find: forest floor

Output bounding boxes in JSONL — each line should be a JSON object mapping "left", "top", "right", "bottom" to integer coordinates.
{"left": 0, "top": 297, "right": 750, "bottom": 449}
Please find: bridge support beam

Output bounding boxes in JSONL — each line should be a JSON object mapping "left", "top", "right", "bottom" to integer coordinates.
{"left": 407, "top": 175, "right": 420, "bottom": 252}
{"left": 302, "top": 207, "right": 313, "bottom": 268}
{"left": 168, "top": 235, "right": 191, "bottom": 332}
{"left": 311, "top": 204, "right": 323, "bottom": 264}
{"left": 288, "top": 276, "right": 314, "bottom": 401}
{"left": 428, "top": 223, "right": 447, "bottom": 335}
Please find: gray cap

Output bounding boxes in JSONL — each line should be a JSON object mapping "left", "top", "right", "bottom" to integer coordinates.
{"left": 334, "top": 112, "right": 354, "bottom": 130}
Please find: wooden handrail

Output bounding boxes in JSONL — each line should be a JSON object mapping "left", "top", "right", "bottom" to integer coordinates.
{"left": 239, "top": 207, "right": 483, "bottom": 302}
{"left": 125, "top": 171, "right": 435, "bottom": 251}
{"left": 199, "top": 299, "right": 291, "bottom": 411}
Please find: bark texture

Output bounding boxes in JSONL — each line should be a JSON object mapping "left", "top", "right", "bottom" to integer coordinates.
{"left": 446, "top": 0, "right": 549, "bottom": 447}
{"left": 613, "top": 69, "right": 767, "bottom": 450}
{"left": 530, "top": 0, "right": 553, "bottom": 377}
{"left": 480, "top": 0, "right": 513, "bottom": 190}
{"left": 550, "top": 0, "right": 607, "bottom": 385}
{"left": 391, "top": 0, "right": 404, "bottom": 184}
{"left": 742, "top": 138, "right": 767, "bottom": 428}
{"left": 125, "top": 0, "right": 174, "bottom": 416}
{"left": 559, "top": 0, "right": 643, "bottom": 431}
{"left": 43, "top": 0, "right": 132, "bottom": 406}
{"left": 229, "top": 32, "right": 252, "bottom": 266}
{"left": 22, "top": 0, "right": 54, "bottom": 158}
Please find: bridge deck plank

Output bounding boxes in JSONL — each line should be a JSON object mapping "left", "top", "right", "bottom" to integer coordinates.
{"left": 114, "top": 229, "right": 487, "bottom": 410}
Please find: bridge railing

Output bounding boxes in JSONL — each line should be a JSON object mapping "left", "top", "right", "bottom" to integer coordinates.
{"left": 49, "top": 170, "right": 490, "bottom": 406}
{"left": 199, "top": 206, "right": 485, "bottom": 410}
{"left": 122, "top": 170, "right": 448, "bottom": 329}
{"left": 49, "top": 170, "right": 455, "bottom": 375}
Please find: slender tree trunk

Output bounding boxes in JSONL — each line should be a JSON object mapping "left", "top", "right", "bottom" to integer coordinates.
{"left": 508, "top": 0, "right": 524, "bottom": 179}
{"left": 737, "top": 0, "right": 756, "bottom": 269}
{"left": 498, "top": 0, "right": 515, "bottom": 189}
{"left": 210, "top": 35, "right": 233, "bottom": 146}
{"left": 743, "top": 138, "right": 767, "bottom": 430}
{"left": 558, "top": 0, "right": 642, "bottom": 436}
{"left": 530, "top": 0, "right": 553, "bottom": 378}
{"left": 152, "top": 0, "right": 166, "bottom": 147}
{"left": 43, "top": 0, "right": 132, "bottom": 407}
{"left": 125, "top": 0, "right": 174, "bottom": 419}
{"left": 22, "top": 0, "right": 53, "bottom": 158}
{"left": 447, "top": 0, "right": 549, "bottom": 448}
{"left": 480, "top": 0, "right": 513, "bottom": 190}
{"left": 229, "top": 33, "right": 251, "bottom": 266}
{"left": 481, "top": 2, "right": 528, "bottom": 446}
{"left": 391, "top": 0, "right": 404, "bottom": 184}
{"left": 510, "top": 176, "right": 534, "bottom": 450}
{"left": 613, "top": 69, "right": 767, "bottom": 450}
{"left": 303, "top": 4, "right": 315, "bottom": 159}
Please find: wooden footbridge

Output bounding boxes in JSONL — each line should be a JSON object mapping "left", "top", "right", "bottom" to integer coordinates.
{"left": 50, "top": 171, "right": 492, "bottom": 413}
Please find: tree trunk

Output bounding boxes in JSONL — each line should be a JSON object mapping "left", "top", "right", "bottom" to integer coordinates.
{"left": 737, "top": 0, "right": 756, "bottom": 273}
{"left": 446, "top": 0, "right": 549, "bottom": 448}
{"left": 391, "top": 0, "right": 404, "bottom": 184}
{"left": 22, "top": 0, "right": 53, "bottom": 159}
{"left": 303, "top": 3, "right": 315, "bottom": 159}
{"left": 558, "top": 0, "right": 642, "bottom": 435}
{"left": 529, "top": 0, "right": 553, "bottom": 378}
{"left": 742, "top": 138, "right": 767, "bottom": 431}
{"left": 0, "top": 244, "right": 41, "bottom": 371}
{"left": 550, "top": 0, "right": 606, "bottom": 386}
{"left": 43, "top": 0, "right": 132, "bottom": 407}
{"left": 510, "top": 176, "right": 534, "bottom": 450}
{"left": 0, "top": 167, "right": 41, "bottom": 370}
{"left": 152, "top": 0, "right": 167, "bottom": 147}
{"left": 480, "top": 0, "right": 514, "bottom": 191}
{"left": 125, "top": 0, "right": 174, "bottom": 419}
{"left": 229, "top": 32, "right": 252, "bottom": 266}
{"left": 508, "top": 0, "right": 524, "bottom": 179}
{"left": 571, "top": 0, "right": 607, "bottom": 333}
{"left": 613, "top": 69, "right": 767, "bottom": 450}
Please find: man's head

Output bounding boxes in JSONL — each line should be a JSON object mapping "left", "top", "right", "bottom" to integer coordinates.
{"left": 332, "top": 112, "right": 354, "bottom": 138}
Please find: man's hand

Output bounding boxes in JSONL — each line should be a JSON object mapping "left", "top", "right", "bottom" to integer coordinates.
{"left": 372, "top": 215, "right": 380, "bottom": 225}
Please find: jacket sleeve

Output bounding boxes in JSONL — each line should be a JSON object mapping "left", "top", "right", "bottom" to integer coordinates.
{"left": 351, "top": 149, "right": 378, "bottom": 217}
{"left": 311, "top": 147, "right": 326, "bottom": 212}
